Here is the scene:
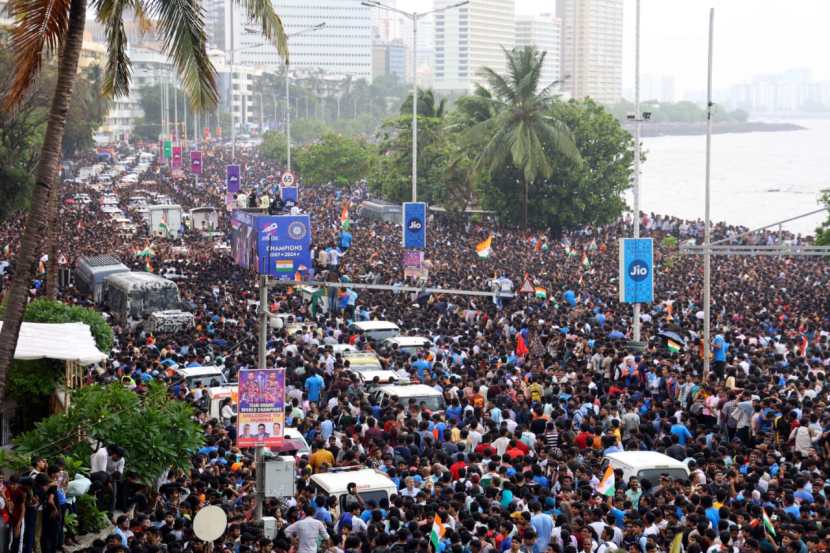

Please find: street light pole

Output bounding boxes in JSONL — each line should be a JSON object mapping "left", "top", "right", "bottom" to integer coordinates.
{"left": 632, "top": 0, "right": 641, "bottom": 343}
{"left": 230, "top": 2, "right": 236, "bottom": 160}
{"left": 703, "top": 9, "right": 715, "bottom": 378}
{"left": 362, "top": 0, "right": 469, "bottom": 202}
{"left": 283, "top": 23, "right": 326, "bottom": 173}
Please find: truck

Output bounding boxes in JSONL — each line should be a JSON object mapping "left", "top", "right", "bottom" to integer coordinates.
{"left": 148, "top": 204, "right": 183, "bottom": 237}
{"left": 101, "top": 271, "right": 181, "bottom": 321}
{"left": 75, "top": 255, "right": 130, "bottom": 303}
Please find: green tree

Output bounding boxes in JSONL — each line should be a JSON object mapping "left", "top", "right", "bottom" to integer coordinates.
{"left": 478, "top": 98, "right": 634, "bottom": 232}
{"left": 0, "top": 0, "right": 288, "bottom": 400}
{"left": 260, "top": 130, "right": 288, "bottom": 166}
{"left": 369, "top": 113, "right": 448, "bottom": 203}
{"left": 466, "top": 46, "right": 580, "bottom": 227}
{"left": 9, "top": 382, "right": 204, "bottom": 485}
{"left": 295, "top": 132, "right": 374, "bottom": 186}
{"left": 815, "top": 191, "right": 830, "bottom": 246}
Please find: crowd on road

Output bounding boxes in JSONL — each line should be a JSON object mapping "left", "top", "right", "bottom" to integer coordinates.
{"left": 0, "top": 141, "right": 829, "bottom": 553}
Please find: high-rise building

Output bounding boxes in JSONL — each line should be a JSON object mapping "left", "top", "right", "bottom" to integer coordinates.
{"left": 209, "top": 0, "right": 373, "bottom": 81}
{"left": 557, "top": 0, "right": 623, "bottom": 104}
{"left": 372, "top": 40, "right": 408, "bottom": 82}
{"left": 515, "top": 14, "right": 562, "bottom": 92}
{"left": 433, "top": 0, "right": 516, "bottom": 94}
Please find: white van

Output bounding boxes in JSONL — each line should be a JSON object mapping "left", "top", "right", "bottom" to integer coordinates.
{"left": 206, "top": 386, "right": 238, "bottom": 419}
{"left": 172, "top": 366, "right": 227, "bottom": 388}
{"left": 309, "top": 468, "right": 397, "bottom": 516}
{"left": 605, "top": 451, "right": 690, "bottom": 486}
{"left": 349, "top": 321, "right": 401, "bottom": 343}
{"left": 370, "top": 384, "right": 445, "bottom": 412}
{"left": 384, "top": 336, "right": 432, "bottom": 356}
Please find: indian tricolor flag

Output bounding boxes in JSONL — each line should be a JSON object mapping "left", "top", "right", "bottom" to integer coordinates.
{"left": 667, "top": 339, "right": 683, "bottom": 353}
{"left": 762, "top": 508, "right": 776, "bottom": 537}
{"left": 275, "top": 260, "right": 293, "bottom": 273}
{"left": 596, "top": 466, "right": 615, "bottom": 497}
{"left": 430, "top": 514, "right": 445, "bottom": 552}
{"left": 476, "top": 236, "right": 493, "bottom": 258}
{"left": 581, "top": 252, "right": 590, "bottom": 268}
{"left": 340, "top": 202, "right": 350, "bottom": 224}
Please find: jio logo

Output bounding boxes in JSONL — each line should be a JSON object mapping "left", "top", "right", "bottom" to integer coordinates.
{"left": 407, "top": 218, "right": 423, "bottom": 231}
{"left": 628, "top": 260, "right": 649, "bottom": 281}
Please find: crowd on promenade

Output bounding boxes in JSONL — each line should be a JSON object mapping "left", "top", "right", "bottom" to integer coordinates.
{"left": 0, "top": 141, "right": 829, "bottom": 553}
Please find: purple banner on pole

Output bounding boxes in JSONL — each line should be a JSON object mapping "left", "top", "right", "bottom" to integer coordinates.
{"left": 171, "top": 146, "right": 182, "bottom": 169}
{"left": 190, "top": 150, "right": 202, "bottom": 175}
{"left": 227, "top": 164, "right": 240, "bottom": 193}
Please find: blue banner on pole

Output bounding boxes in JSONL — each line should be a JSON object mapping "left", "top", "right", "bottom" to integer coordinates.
{"left": 402, "top": 202, "right": 427, "bottom": 250}
{"left": 226, "top": 164, "right": 240, "bottom": 193}
{"left": 231, "top": 211, "right": 312, "bottom": 280}
{"left": 281, "top": 186, "right": 298, "bottom": 203}
{"left": 619, "top": 238, "right": 654, "bottom": 303}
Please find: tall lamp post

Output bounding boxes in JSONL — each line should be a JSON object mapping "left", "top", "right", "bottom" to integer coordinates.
{"left": 632, "top": 0, "right": 642, "bottom": 343}
{"left": 283, "top": 23, "right": 326, "bottom": 173}
{"left": 361, "top": 0, "right": 469, "bottom": 202}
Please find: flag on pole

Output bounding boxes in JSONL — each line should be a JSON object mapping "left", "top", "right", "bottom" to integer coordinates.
{"left": 762, "top": 509, "right": 776, "bottom": 537}
{"left": 669, "top": 532, "right": 683, "bottom": 553}
{"left": 596, "top": 466, "right": 615, "bottom": 497}
{"left": 516, "top": 335, "right": 529, "bottom": 357}
{"left": 430, "top": 514, "right": 445, "bottom": 552}
{"left": 798, "top": 335, "right": 808, "bottom": 357}
{"left": 476, "top": 236, "right": 493, "bottom": 258}
{"left": 581, "top": 252, "right": 591, "bottom": 268}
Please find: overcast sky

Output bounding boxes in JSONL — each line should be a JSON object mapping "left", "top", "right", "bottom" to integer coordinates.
{"left": 395, "top": 0, "right": 830, "bottom": 97}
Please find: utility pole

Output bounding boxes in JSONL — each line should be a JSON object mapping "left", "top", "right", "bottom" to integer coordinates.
{"left": 632, "top": 0, "right": 642, "bottom": 343}
{"left": 254, "top": 271, "right": 267, "bottom": 520}
{"left": 703, "top": 9, "right": 715, "bottom": 378}
{"left": 362, "top": 1, "right": 469, "bottom": 202}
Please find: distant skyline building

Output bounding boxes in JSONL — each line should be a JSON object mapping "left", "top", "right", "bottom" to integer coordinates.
{"left": 433, "top": 0, "right": 516, "bottom": 94}
{"left": 372, "top": 39, "right": 408, "bottom": 82}
{"left": 515, "top": 13, "right": 562, "bottom": 92}
{"left": 557, "top": 0, "right": 623, "bottom": 104}
{"left": 208, "top": 0, "right": 373, "bottom": 81}
{"left": 724, "top": 69, "right": 830, "bottom": 112}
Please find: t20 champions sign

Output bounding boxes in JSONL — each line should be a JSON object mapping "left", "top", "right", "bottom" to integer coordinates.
{"left": 402, "top": 202, "right": 427, "bottom": 250}
{"left": 619, "top": 238, "right": 654, "bottom": 304}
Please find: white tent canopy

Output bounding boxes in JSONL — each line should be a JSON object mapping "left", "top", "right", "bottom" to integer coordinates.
{"left": 0, "top": 322, "right": 107, "bottom": 365}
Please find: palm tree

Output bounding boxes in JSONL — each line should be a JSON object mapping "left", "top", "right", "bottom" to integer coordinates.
{"left": 400, "top": 88, "right": 446, "bottom": 118}
{"left": 0, "top": 0, "right": 288, "bottom": 400}
{"left": 467, "top": 46, "right": 580, "bottom": 228}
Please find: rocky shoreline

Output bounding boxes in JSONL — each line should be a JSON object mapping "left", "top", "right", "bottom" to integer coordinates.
{"left": 623, "top": 121, "right": 805, "bottom": 137}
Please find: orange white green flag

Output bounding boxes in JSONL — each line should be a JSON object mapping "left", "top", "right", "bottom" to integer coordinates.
{"left": 596, "top": 466, "right": 615, "bottom": 497}
{"left": 476, "top": 236, "right": 493, "bottom": 258}
{"left": 430, "top": 514, "right": 445, "bottom": 551}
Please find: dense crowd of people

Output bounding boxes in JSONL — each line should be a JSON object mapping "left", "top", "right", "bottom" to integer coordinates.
{"left": 0, "top": 140, "right": 829, "bottom": 553}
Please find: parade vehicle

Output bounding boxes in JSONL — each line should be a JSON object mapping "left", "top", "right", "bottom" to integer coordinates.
{"left": 146, "top": 309, "right": 195, "bottom": 334}
{"left": 348, "top": 320, "right": 401, "bottom": 343}
{"left": 383, "top": 336, "right": 432, "bottom": 356}
{"left": 604, "top": 451, "right": 690, "bottom": 486}
{"left": 370, "top": 384, "right": 445, "bottom": 412}
{"left": 170, "top": 366, "right": 228, "bottom": 388}
{"left": 75, "top": 255, "right": 130, "bottom": 303}
{"left": 101, "top": 271, "right": 182, "bottom": 322}
{"left": 148, "top": 204, "right": 183, "bottom": 237}
{"left": 309, "top": 467, "right": 397, "bottom": 516}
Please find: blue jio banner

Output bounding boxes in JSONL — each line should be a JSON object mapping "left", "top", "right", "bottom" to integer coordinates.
{"left": 281, "top": 186, "right": 298, "bottom": 203}
{"left": 226, "top": 164, "right": 240, "bottom": 193}
{"left": 619, "top": 238, "right": 654, "bottom": 303}
{"left": 402, "top": 202, "right": 427, "bottom": 249}
{"left": 257, "top": 214, "right": 312, "bottom": 280}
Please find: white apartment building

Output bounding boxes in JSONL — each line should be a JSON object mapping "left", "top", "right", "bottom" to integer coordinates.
{"left": 515, "top": 14, "right": 562, "bottom": 92}
{"left": 211, "top": 0, "right": 373, "bottom": 81}
{"left": 433, "top": 0, "right": 515, "bottom": 94}
{"left": 557, "top": 0, "right": 623, "bottom": 104}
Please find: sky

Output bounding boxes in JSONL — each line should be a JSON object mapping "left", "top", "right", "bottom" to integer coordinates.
{"left": 394, "top": 0, "right": 830, "bottom": 98}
